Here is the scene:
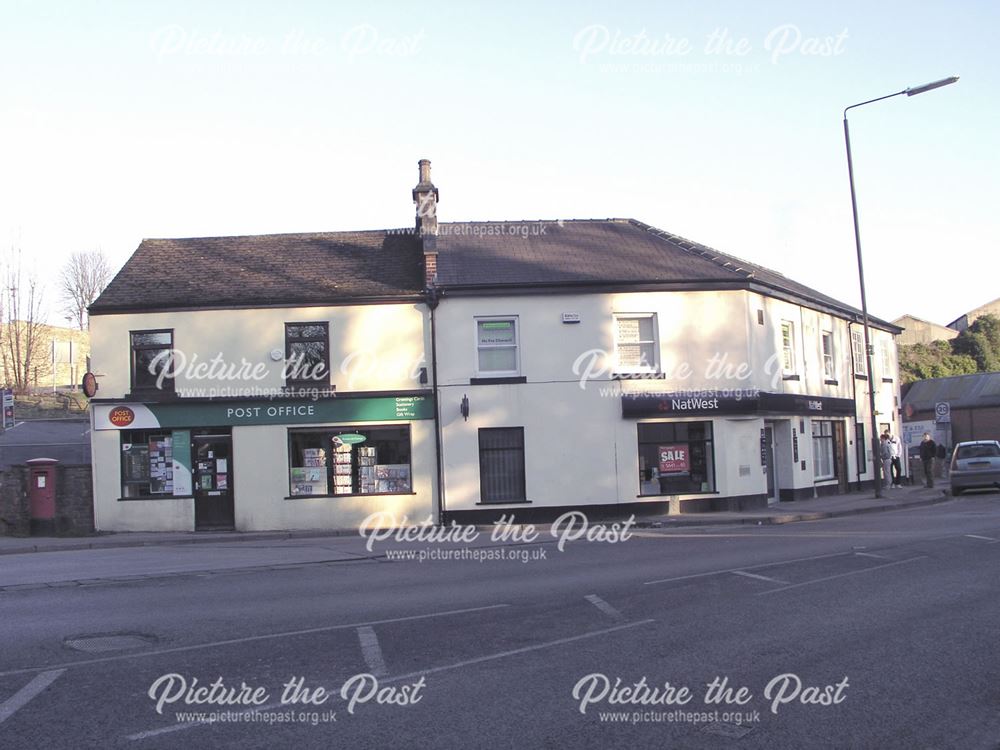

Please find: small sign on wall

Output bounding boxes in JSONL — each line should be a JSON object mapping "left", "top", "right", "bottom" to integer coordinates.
{"left": 561, "top": 313, "right": 581, "bottom": 324}
{"left": 658, "top": 444, "right": 690, "bottom": 474}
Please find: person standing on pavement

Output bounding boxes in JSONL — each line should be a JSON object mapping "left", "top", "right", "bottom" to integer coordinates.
{"left": 919, "top": 432, "right": 937, "bottom": 488}
{"left": 886, "top": 431, "right": 903, "bottom": 487}
{"left": 880, "top": 433, "right": 893, "bottom": 491}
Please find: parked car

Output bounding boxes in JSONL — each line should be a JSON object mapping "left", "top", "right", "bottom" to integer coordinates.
{"left": 950, "top": 440, "right": 1000, "bottom": 495}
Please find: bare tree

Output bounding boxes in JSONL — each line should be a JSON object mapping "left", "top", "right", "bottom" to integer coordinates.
{"left": 60, "top": 249, "right": 111, "bottom": 329}
{"left": 2, "top": 249, "right": 48, "bottom": 393}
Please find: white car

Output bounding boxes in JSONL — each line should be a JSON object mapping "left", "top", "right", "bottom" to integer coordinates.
{"left": 950, "top": 440, "right": 1000, "bottom": 495}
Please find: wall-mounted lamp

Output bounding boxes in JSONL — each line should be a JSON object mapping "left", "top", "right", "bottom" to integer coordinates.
{"left": 460, "top": 394, "right": 469, "bottom": 421}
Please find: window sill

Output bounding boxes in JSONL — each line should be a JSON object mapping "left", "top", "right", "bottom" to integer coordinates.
{"left": 118, "top": 495, "right": 194, "bottom": 502}
{"left": 285, "top": 491, "right": 417, "bottom": 500}
{"left": 782, "top": 374, "right": 800, "bottom": 381}
{"left": 613, "top": 372, "right": 666, "bottom": 380}
{"left": 813, "top": 477, "right": 837, "bottom": 484}
{"left": 636, "top": 491, "right": 718, "bottom": 498}
{"left": 824, "top": 379, "right": 839, "bottom": 386}
{"left": 475, "top": 500, "right": 531, "bottom": 505}
{"left": 125, "top": 388, "right": 178, "bottom": 401}
{"left": 469, "top": 376, "right": 527, "bottom": 385}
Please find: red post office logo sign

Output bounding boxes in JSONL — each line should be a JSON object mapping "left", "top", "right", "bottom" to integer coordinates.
{"left": 109, "top": 406, "right": 136, "bottom": 427}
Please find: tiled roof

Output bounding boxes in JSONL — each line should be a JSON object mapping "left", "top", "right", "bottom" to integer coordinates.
{"left": 434, "top": 218, "right": 893, "bottom": 327}
{"left": 91, "top": 218, "right": 894, "bottom": 329}
{"left": 903, "top": 372, "right": 1000, "bottom": 411}
{"left": 90, "top": 230, "right": 424, "bottom": 313}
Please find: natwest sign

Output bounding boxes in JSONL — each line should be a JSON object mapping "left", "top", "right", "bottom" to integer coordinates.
{"left": 622, "top": 391, "right": 854, "bottom": 418}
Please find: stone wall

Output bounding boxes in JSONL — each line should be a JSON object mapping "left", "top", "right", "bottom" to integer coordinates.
{"left": 0, "top": 463, "right": 93, "bottom": 536}
{"left": 0, "top": 465, "right": 30, "bottom": 535}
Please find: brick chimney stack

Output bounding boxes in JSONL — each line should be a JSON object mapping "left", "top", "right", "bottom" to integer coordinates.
{"left": 412, "top": 158, "right": 439, "bottom": 287}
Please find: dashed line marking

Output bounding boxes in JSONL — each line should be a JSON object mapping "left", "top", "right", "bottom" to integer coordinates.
{"left": 356, "top": 626, "right": 388, "bottom": 677}
{"left": 644, "top": 550, "right": 850, "bottom": 586}
{"left": 0, "top": 604, "right": 510, "bottom": 679}
{"left": 584, "top": 594, "right": 624, "bottom": 621}
{"left": 128, "top": 619, "right": 656, "bottom": 741}
{"left": 731, "top": 570, "right": 789, "bottom": 585}
{"left": 854, "top": 552, "right": 890, "bottom": 560}
{"left": 758, "top": 556, "right": 928, "bottom": 595}
{"left": 0, "top": 669, "right": 65, "bottom": 724}
{"left": 964, "top": 534, "right": 998, "bottom": 543}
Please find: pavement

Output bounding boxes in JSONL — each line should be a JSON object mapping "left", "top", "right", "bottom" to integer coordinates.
{"left": 0, "top": 482, "right": 954, "bottom": 556}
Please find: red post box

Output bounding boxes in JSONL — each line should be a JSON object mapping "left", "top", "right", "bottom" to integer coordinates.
{"left": 27, "top": 457, "right": 58, "bottom": 536}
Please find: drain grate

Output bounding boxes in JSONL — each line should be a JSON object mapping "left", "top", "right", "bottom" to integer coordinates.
{"left": 64, "top": 633, "right": 157, "bottom": 653}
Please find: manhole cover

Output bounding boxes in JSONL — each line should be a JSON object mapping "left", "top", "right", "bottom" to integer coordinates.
{"left": 64, "top": 633, "right": 157, "bottom": 653}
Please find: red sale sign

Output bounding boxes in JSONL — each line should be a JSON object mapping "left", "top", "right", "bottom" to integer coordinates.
{"left": 658, "top": 444, "right": 689, "bottom": 474}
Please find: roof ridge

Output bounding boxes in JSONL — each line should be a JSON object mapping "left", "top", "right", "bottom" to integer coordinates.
{"left": 629, "top": 219, "right": 756, "bottom": 280}
{"left": 142, "top": 227, "right": 410, "bottom": 242}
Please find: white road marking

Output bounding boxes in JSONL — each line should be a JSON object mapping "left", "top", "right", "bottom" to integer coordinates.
{"left": 356, "top": 626, "right": 388, "bottom": 677}
{"left": 758, "top": 556, "right": 928, "bottom": 595}
{"left": 380, "top": 619, "right": 656, "bottom": 685}
{"left": 584, "top": 594, "right": 624, "bottom": 620}
{"left": 854, "top": 551, "right": 890, "bottom": 560}
{"left": 731, "top": 570, "right": 789, "bottom": 585}
{"left": 0, "top": 669, "right": 64, "bottom": 724}
{"left": 644, "top": 550, "right": 850, "bottom": 586}
{"left": 0, "top": 604, "right": 510, "bottom": 679}
{"left": 965, "top": 534, "right": 998, "bottom": 542}
{"left": 129, "top": 619, "right": 656, "bottom": 742}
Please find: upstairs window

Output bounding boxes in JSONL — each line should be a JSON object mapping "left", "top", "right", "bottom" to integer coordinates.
{"left": 130, "top": 330, "right": 174, "bottom": 392}
{"left": 285, "top": 323, "right": 330, "bottom": 386}
{"left": 614, "top": 314, "right": 659, "bottom": 373}
{"left": 880, "top": 339, "right": 894, "bottom": 379}
{"left": 780, "top": 321, "right": 796, "bottom": 374}
{"left": 476, "top": 318, "right": 519, "bottom": 375}
{"left": 821, "top": 331, "right": 836, "bottom": 380}
{"left": 851, "top": 329, "right": 867, "bottom": 376}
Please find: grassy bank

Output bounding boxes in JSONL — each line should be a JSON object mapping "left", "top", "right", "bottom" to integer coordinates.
{"left": 7, "top": 391, "right": 90, "bottom": 420}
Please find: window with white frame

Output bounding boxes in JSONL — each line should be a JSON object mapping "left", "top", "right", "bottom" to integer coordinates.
{"left": 880, "top": 339, "right": 894, "bottom": 379}
{"left": 614, "top": 314, "right": 659, "bottom": 373}
{"left": 821, "top": 331, "right": 836, "bottom": 380}
{"left": 851, "top": 329, "right": 867, "bottom": 376}
{"left": 476, "top": 317, "right": 519, "bottom": 375}
{"left": 812, "top": 421, "right": 835, "bottom": 481}
{"left": 780, "top": 321, "right": 796, "bottom": 374}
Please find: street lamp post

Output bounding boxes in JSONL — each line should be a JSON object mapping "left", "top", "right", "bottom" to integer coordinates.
{"left": 843, "top": 75, "right": 958, "bottom": 498}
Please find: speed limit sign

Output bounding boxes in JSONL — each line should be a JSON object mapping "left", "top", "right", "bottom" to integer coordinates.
{"left": 935, "top": 402, "right": 951, "bottom": 423}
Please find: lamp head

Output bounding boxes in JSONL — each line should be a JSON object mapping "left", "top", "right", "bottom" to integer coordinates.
{"left": 906, "top": 76, "right": 959, "bottom": 96}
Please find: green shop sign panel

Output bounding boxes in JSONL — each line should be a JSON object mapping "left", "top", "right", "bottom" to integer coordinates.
{"left": 95, "top": 396, "right": 433, "bottom": 430}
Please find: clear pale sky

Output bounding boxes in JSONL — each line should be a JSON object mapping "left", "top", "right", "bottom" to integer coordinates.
{"left": 1, "top": 1, "right": 995, "bottom": 325}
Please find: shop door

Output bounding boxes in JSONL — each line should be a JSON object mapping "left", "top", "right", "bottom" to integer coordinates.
{"left": 193, "top": 434, "right": 234, "bottom": 530}
{"left": 764, "top": 425, "right": 777, "bottom": 504}
{"left": 833, "top": 422, "right": 849, "bottom": 494}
